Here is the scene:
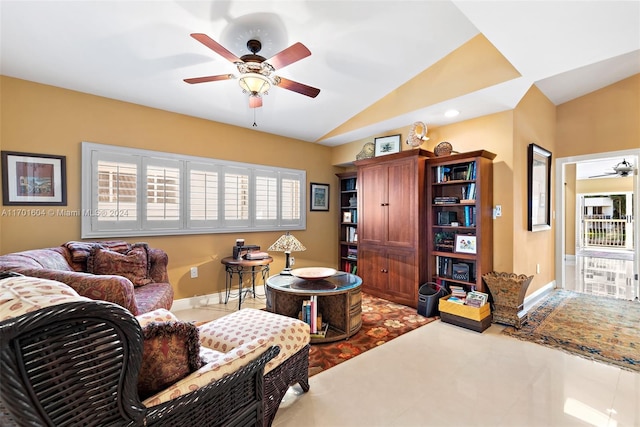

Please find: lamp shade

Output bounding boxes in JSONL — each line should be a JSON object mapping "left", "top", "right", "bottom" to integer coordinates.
{"left": 238, "top": 73, "right": 271, "bottom": 94}
{"left": 268, "top": 232, "right": 306, "bottom": 253}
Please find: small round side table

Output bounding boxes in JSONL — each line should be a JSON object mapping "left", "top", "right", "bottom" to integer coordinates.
{"left": 220, "top": 256, "right": 273, "bottom": 310}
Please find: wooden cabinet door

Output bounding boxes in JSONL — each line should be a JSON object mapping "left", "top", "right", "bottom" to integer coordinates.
{"left": 358, "top": 164, "right": 387, "bottom": 246}
{"left": 386, "top": 158, "right": 416, "bottom": 248}
{"left": 358, "top": 245, "right": 388, "bottom": 296}
{"left": 385, "top": 247, "right": 418, "bottom": 307}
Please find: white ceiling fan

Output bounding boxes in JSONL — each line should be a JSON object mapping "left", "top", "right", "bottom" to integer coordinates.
{"left": 588, "top": 159, "right": 635, "bottom": 178}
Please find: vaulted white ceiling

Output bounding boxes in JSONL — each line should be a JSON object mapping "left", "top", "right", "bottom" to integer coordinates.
{"left": 1, "top": 1, "right": 638, "bottom": 146}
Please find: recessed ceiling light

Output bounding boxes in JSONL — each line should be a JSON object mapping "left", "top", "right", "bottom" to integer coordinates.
{"left": 444, "top": 109, "right": 460, "bottom": 118}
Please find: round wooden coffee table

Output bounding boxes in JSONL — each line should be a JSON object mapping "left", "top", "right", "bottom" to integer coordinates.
{"left": 265, "top": 273, "right": 362, "bottom": 343}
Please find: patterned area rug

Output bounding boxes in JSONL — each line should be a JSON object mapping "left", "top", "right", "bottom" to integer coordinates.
{"left": 503, "top": 290, "right": 640, "bottom": 372}
{"left": 308, "top": 293, "right": 436, "bottom": 377}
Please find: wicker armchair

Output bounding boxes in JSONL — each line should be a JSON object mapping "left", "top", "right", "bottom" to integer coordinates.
{"left": 0, "top": 300, "right": 279, "bottom": 427}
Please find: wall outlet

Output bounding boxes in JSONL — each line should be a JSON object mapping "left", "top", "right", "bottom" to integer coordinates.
{"left": 536, "top": 264, "right": 540, "bottom": 274}
{"left": 495, "top": 205, "right": 502, "bottom": 217}
{"left": 190, "top": 266, "right": 198, "bottom": 278}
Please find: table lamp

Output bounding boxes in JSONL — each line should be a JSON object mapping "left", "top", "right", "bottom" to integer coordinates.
{"left": 268, "top": 232, "right": 306, "bottom": 275}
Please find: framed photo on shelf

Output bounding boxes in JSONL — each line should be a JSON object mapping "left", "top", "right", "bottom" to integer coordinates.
{"left": 310, "top": 182, "right": 330, "bottom": 211}
{"left": 342, "top": 211, "right": 352, "bottom": 223}
{"left": 374, "top": 134, "right": 401, "bottom": 157}
{"left": 1, "top": 151, "right": 67, "bottom": 206}
{"left": 454, "top": 234, "right": 477, "bottom": 254}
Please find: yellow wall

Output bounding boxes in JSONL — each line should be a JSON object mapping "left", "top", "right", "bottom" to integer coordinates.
{"left": 576, "top": 176, "right": 634, "bottom": 194}
{"left": 511, "top": 86, "right": 557, "bottom": 294}
{"left": 556, "top": 74, "right": 640, "bottom": 157}
{"left": 0, "top": 76, "right": 343, "bottom": 299}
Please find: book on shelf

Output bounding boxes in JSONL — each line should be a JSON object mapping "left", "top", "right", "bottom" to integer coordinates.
{"left": 434, "top": 196, "right": 460, "bottom": 204}
{"left": 301, "top": 296, "right": 320, "bottom": 333}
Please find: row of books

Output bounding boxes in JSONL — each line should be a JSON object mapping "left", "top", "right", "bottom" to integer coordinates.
{"left": 462, "top": 205, "right": 476, "bottom": 227}
{"left": 342, "top": 260, "right": 357, "bottom": 274}
{"left": 461, "top": 183, "right": 476, "bottom": 202}
{"left": 434, "top": 162, "right": 477, "bottom": 183}
{"left": 301, "top": 296, "right": 330, "bottom": 338}
{"left": 343, "top": 178, "right": 357, "bottom": 191}
{"left": 345, "top": 226, "right": 358, "bottom": 242}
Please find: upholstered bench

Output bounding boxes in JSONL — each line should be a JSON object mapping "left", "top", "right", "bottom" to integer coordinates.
{"left": 198, "top": 309, "right": 311, "bottom": 426}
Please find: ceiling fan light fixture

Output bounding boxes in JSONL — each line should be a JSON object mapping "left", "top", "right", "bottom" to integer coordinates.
{"left": 238, "top": 73, "right": 271, "bottom": 95}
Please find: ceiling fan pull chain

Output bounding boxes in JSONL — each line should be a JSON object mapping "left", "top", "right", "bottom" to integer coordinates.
{"left": 253, "top": 108, "right": 258, "bottom": 127}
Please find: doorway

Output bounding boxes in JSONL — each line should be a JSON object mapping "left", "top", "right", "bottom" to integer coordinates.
{"left": 555, "top": 149, "right": 639, "bottom": 301}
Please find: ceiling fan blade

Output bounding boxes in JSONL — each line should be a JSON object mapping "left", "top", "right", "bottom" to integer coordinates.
{"left": 190, "top": 33, "right": 242, "bottom": 63}
{"left": 184, "top": 74, "right": 234, "bottom": 84}
{"left": 249, "top": 96, "right": 262, "bottom": 108}
{"left": 267, "top": 42, "right": 311, "bottom": 70}
{"left": 277, "top": 77, "right": 320, "bottom": 98}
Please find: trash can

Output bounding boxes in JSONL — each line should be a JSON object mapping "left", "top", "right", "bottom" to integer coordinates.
{"left": 417, "top": 282, "right": 448, "bottom": 317}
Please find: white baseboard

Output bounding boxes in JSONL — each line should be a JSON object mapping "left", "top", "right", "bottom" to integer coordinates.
{"left": 523, "top": 280, "right": 555, "bottom": 312}
{"left": 170, "top": 285, "right": 266, "bottom": 311}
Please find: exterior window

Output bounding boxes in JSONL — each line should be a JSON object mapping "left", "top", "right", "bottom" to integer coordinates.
{"left": 82, "top": 142, "right": 306, "bottom": 238}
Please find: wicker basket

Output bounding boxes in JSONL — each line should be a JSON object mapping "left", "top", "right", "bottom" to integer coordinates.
{"left": 434, "top": 141, "right": 453, "bottom": 156}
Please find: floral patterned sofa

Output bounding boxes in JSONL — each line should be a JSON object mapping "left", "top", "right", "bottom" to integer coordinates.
{"left": 0, "top": 240, "right": 173, "bottom": 315}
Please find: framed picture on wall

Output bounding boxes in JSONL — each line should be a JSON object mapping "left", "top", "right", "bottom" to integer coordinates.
{"left": 1, "top": 151, "right": 67, "bottom": 206}
{"left": 310, "top": 182, "right": 330, "bottom": 211}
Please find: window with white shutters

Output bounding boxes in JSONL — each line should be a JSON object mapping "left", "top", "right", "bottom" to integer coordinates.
{"left": 82, "top": 142, "right": 306, "bottom": 237}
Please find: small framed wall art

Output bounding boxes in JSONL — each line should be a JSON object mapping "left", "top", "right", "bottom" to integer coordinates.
{"left": 454, "top": 234, "right": 477, "bottom": 254}
{"left": 374, "top": 134, "right": 401, "bottom": 157}
{"left": 1, "top": 151, "right": 67, "bottom": 206}
{"left": 310, "top": 182, "right": 330, "bottom": 211}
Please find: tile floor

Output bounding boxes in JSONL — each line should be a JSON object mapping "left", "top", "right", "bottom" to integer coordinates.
{"left": 173, "top": 267, "right": 640, "bottom": 427}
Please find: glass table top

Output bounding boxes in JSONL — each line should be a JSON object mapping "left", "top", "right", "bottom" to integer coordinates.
{"left": 266, "top": 272, "right": 362, "bottom": 294}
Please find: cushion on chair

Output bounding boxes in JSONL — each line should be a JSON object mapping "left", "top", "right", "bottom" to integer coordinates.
{"left": 197, "top": 308, "right": 310, "bottom": 374}
{"left": 137, "top": 320, "right": 203, "bottom": 399}
{"left": 87, "top": 243, "right": 152, "bottom": 286}
{"left": 142, "top": 335, "right": 272, "bottom": 407}
{"left": 0, "top": 276, "right": 89, "bottom": 321}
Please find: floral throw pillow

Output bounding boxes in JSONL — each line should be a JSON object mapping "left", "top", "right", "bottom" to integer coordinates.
{"left": 137, "top": 321, "right": 203, "bottom": 399}
{"left": 87, "top": 243, "right": 151, "bottom": 286}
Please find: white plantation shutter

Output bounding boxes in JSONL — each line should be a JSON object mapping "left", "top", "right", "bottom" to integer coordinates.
{"left": 81, "top": 142, "right": 305, "bottom": 237}
{"left": 144, "top": 158, "right": 181, "bottom": 230}
{"left": 188, "top": 163, "right": 220, "bottom": 228}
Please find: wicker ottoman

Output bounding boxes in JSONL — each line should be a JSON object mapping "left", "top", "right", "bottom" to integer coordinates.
{"left": 198, "top": 308, "right": 311, "bottom": 426}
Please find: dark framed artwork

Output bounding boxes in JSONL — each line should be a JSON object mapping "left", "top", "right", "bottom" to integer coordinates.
{"left": 374, "top": 134, "right": 401, "bottom": 157}
{"left": 527, "top": 143, "right": 552, "bottom": 232}
{"left": 310, "top": 182, "right": 330, "bottom": 211}
{"left": 1, "top": 151, "right": 67, "bottom": 206}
